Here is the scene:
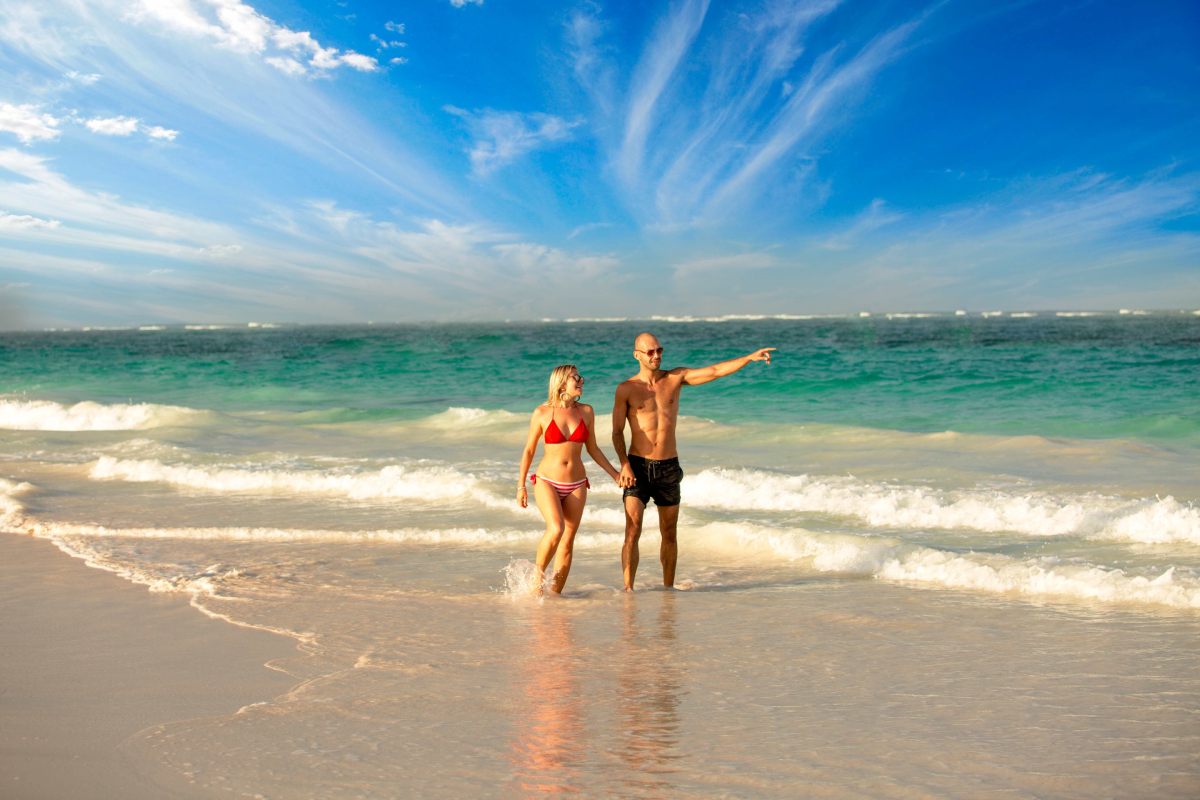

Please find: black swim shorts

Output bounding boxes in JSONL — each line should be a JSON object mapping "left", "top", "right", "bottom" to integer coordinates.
{"left": 622, "top": 455, "right": 684, "bottom": 507}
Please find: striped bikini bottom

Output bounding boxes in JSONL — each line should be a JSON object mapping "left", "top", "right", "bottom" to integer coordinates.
{"left": 531, "top": 475, "right": 590, "bottom": 499}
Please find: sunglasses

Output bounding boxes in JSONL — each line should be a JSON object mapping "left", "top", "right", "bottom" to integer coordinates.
{"left": 637, "top": 347, "right": 664, "bottom": 357}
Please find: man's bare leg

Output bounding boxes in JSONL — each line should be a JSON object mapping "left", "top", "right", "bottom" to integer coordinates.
{"left": 622, "top": 496, "right": 645, "bottom": 591}
{"left": 658, "top": 504, "right": 680, "bottom": 588}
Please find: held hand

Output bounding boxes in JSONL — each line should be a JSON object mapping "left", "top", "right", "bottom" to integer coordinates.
{"left": 748, "top": 347, "right": 776, "bottom": 365}
{"left": 618, "top": 462, "right": 636, "bottom": 489}
{"left": 517, "top": 485, "right": 528, "bottom": 508}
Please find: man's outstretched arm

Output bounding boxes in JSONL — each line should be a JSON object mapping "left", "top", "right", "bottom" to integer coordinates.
{"left": 682, "top": 347, "right": 775, "bottom": 386}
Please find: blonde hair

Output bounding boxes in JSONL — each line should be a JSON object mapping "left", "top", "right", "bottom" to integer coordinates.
{"left": 546, "top": 364, "right": 579, "bottom": 408}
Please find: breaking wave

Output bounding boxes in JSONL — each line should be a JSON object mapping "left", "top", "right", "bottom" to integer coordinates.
{"left": 686, "top": 468, "right": 1200, "bottom": 545}
{"left": 0, "top": 398, "right": 202, "bottom": 431}
{"left": 693, "top": 522, "right": 1200, "bottom": 610}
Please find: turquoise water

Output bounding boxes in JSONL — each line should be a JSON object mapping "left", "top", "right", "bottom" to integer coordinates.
{"left": 3, "top": 314, "right": 1200, "bottom": 796}
{"left": 3, "top": 313, "right": 1198, "bottom": 445}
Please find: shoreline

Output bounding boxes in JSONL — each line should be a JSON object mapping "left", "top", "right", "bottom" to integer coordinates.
{"left": 0, "top": 532, "right": 297, "bottom": 799}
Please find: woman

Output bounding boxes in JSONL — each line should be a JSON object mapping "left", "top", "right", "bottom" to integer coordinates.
{"left": 517, "top": 364, "right": 622, "bottom": 594}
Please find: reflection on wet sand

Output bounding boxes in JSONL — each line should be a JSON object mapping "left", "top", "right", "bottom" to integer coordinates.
{"left": 615, "top": 592, "right": 686, "bottom": 796}
{"left": 508, "top": 606, "right": 586, "bottom": 796}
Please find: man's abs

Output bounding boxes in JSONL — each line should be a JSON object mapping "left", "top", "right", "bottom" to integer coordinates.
{"left": 627, "top": 419, "right": 678, "bottom": 460}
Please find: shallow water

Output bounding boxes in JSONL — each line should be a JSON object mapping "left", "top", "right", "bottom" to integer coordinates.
{"left": 2, "top": 317, "right": 1199, "bottom": 796}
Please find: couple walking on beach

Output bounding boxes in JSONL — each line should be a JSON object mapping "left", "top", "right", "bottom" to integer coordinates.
{"left": 517, "top": 332, "right": 775, "bottom": 595}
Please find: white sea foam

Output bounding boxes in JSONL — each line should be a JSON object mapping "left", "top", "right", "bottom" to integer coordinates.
{"left": 39, "top": 521, "right": 544, "bottom": 546}
{"left": 684, "top": 468, "right": 1200, "bottom": 545}
{"left": 7, "top": 470, "right": 1196, "bottom": 610}
{"left": 419, "top": 407, "right": 524, "bottom": 431}
{"left": 501, "top": 559, "right": 548, "bottom": 597}
{"left": 0, "top": 398, "right": 200, "bottom": 430}
{"left": 640, "top": 314, "right": 825, "bottom": 323}
{"left": 89, "top": 456, "right": 483, "bottom": 501}
{"left": 0, "top": 477, "right": 34, "bottom": 527}
{"left": 693, "top": 521, "right": 1200, "bottom": 610}
{"left": 84, "top": 453, "right": 635, "bottom": 524}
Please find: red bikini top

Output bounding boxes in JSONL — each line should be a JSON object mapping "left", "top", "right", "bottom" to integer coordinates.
{"left": 545, "top": 415, "right": 588, "bottom": 444}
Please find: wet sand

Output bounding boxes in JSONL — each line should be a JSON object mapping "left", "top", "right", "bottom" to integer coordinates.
{"left": 0, "top": 533, "right": 296, "bottom": 799}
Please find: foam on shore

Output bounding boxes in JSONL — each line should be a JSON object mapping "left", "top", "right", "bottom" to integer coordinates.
{"left": 686, "top": 468, "right": 1200, "bottom": 545}
{"left": 0, "top": 398, "right": 202, "bottom": 430}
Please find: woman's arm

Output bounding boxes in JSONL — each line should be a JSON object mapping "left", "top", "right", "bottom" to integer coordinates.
{"left": 582, "top": 406, "right": 621, "bottom": 481}
{"left": 517, "top": 408, "right": 543, "bottom": 507}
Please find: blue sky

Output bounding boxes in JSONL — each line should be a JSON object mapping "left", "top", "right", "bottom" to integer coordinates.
{"left": 0, "top": 0, "right": 1197, "bottom": 327}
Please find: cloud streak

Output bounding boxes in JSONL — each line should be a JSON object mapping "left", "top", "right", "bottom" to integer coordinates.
{"left": 616, "top": 0, "right": 710, "bottom": 187}
{"left": 580, "top": 1, "right": 925, "bottom": 230}
{"left": 445, "top": 107, "right": 580, "bottom": 177}
{"left": 0, "top": 102, "right": 61, "bottom": 143}
{"left": 128, "top": 0, "right": 378, "bottom": 76}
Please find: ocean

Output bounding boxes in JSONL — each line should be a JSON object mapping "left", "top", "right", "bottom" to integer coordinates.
{"left": 2, "top": 313, "right": 1199, "bottom": 797}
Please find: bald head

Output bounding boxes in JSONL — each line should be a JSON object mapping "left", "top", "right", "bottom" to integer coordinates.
{"left": 634, "top": 332, "right": 659, "bottom": 350}
{"left": 632, "top": 332, "right": 663, "bottom": 367}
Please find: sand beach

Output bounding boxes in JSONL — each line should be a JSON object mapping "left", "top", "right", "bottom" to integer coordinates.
{"left": 0, "top": 534, "right": 295, "bottom": 799}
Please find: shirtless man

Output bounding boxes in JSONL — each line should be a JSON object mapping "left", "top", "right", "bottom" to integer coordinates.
{"left": 612, "top": 332, "right": 775, "bottom": 590}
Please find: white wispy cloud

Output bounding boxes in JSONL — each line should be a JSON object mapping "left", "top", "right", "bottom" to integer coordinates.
{"left": 85, "top": 115, "right": 141, "bottom": 136}
{"left": 264, "top": 56, "right": 306, "bottom": 76}
{"left": 617, "top": 0, "right": 710, "bottom": 187}
{"left": 65, "top": 71, "right": 102, "bottom": 84}
{"left": 821, "top": 199, "right": 904, "bottom": 250}
{"left": 77, "top": 114, "right": 179, "bottom": 140}
{"left": 337, "top": 52, "right": 378, "bottom": 72}
{"left": 269, "top": 201, "right": 629, "bottom": 318}
{"left": 128, "top": 0, "right": 378, "bottom": 76}
{"left": 450, "top": 0, "right": 484, "bottom": 8}
{"left": 145, "top": 125, "right": 179, "bottom": 140}
{"left": 0, "top": 147, "right": 239, "bottom": 253}
{"left": 369, "top": 33, "right": 405, "bottom": 49}
{"left": 0, "top": 151, "right": 425, "bottom": 324}
{"left": 567, "top": 221, "right": 614, "bottom": 240}
{"left": 795, "top": 169, "right": 1200, "bottom": 311}
{"left": 0, "top": 0, "right": 461, "bottom": 216}
{"left": 0, "top": 102, "right": 61, "bottom": 143}
{"left": 700, "top": 17, "right": 921, "bottom": 218}
{"left": 584, "top": 1, "right": 921, "bottom": 229}
{"left": 566, "top": 3, "right": 617, "bottom": 119}
{"left": 200, "top": 243, "right": 243, "bottom": 258}
{"left": 445, "top": 107, "right": 580, "bottom": 176}
{"left": 672, "top": 250, "right": 779, "bottom": 279}
{"left": 653, "top": 0, "right": 840, "bottom": 220}
{"left": 0, "top": 211, "right": 62, "bottom": 230}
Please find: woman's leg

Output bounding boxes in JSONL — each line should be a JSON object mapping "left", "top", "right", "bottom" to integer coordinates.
{"left": 549, "top": 486, "right": 587, "bottom": 594}
{"left": 533, "top": 480, "right": 565, "bottom": 593}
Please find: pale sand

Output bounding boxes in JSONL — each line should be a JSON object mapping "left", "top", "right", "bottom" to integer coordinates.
{"left": 0, "top": 533, "right": 297, "bottom": 799}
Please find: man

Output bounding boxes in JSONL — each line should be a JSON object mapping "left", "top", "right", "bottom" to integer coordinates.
{"left": 612, "top": 332, "right": 775, "bottom": 590}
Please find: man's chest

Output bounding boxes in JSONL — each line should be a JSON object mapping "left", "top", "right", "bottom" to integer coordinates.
{"left": 630, "top": 383, "right": 679, "bottom": 415}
